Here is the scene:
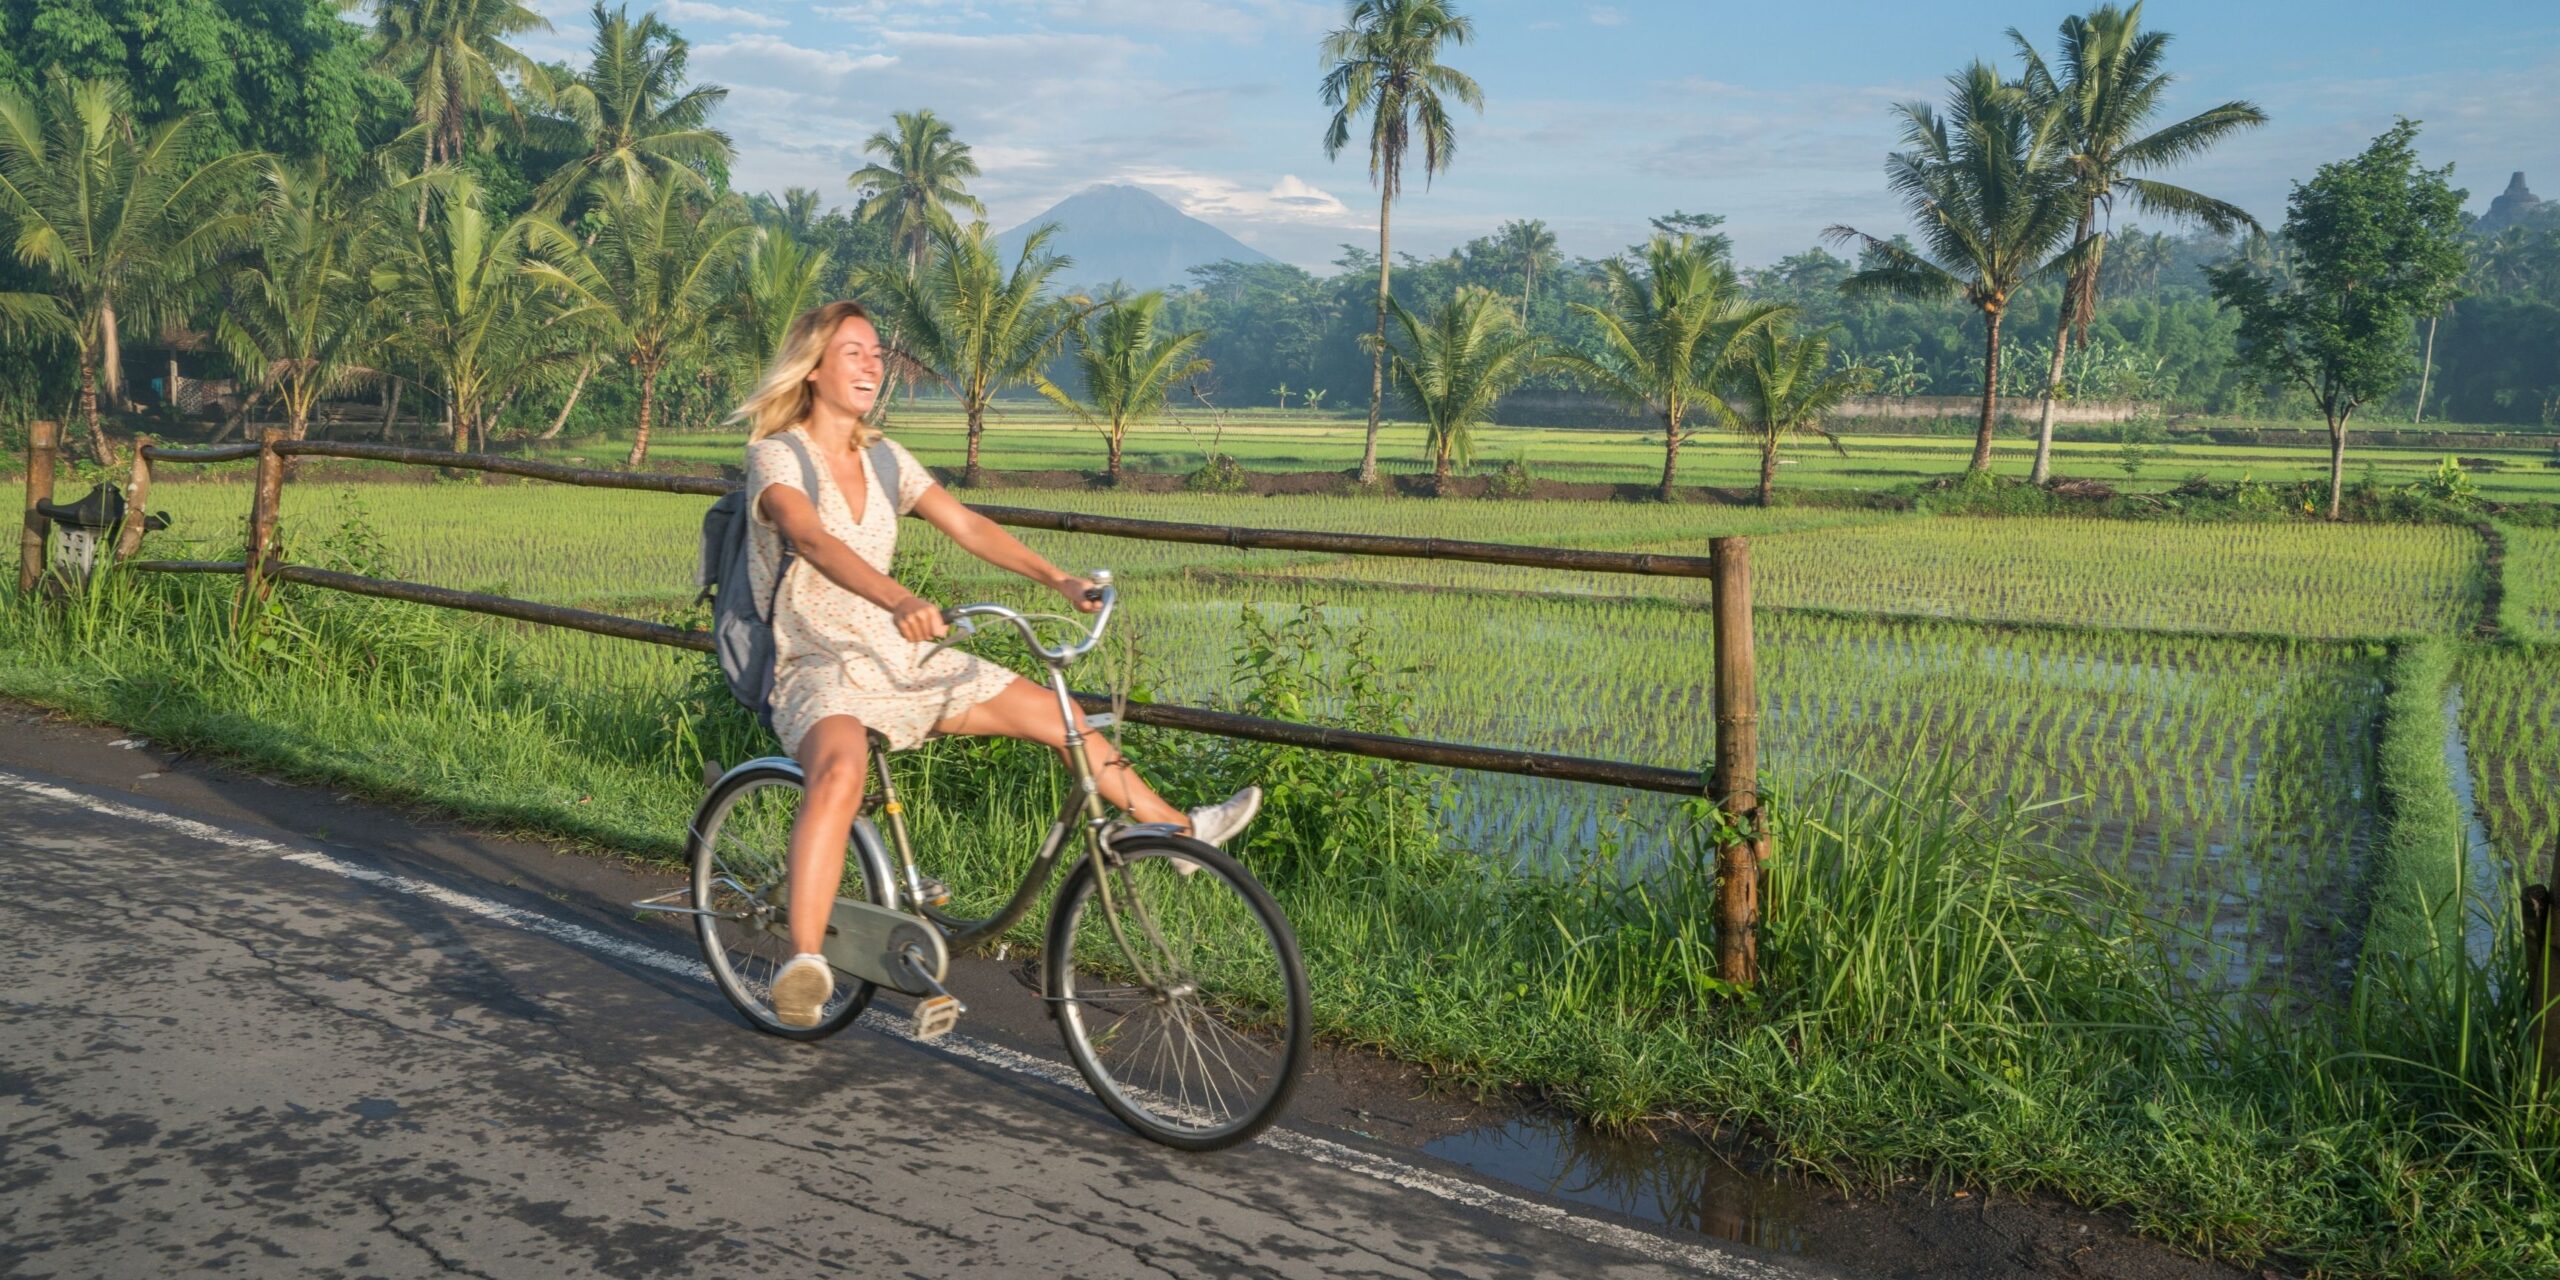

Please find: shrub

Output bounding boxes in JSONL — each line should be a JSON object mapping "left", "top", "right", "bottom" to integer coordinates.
{"left": 1183, "top": 453, "right": 1248, "bottom": 494}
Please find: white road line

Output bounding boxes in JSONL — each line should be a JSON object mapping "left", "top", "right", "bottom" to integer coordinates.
{"left": 1, "top": 771, "right": 1801, "bottom": 1279}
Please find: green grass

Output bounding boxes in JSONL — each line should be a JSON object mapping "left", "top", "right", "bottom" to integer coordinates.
{"left": 3, "top": 567, "right": 2551, "bottom": 1279}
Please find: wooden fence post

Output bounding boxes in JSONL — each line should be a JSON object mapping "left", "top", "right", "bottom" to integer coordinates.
{"left": 1710, "top": 535, "right": 1762, "bottom": 988}
{"left": 236, "top": 426, "right": 287, "bottom": 623}
{"left": 18, "top": 419, "right": 57, "bottom": 595}
{"left": 113, "top": 435, "right": 153, "bottom": 562}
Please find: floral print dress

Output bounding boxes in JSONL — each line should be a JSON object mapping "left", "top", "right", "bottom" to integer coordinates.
{"left": 744, "top": 428, "right": 1015, "bottom": 757}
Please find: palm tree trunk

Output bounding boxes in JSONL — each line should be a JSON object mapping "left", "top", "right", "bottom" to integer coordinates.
{"left": 1360, "top": 186, "right": 1392, "bottom": 486}
{"left": 1971, "top": 308, "right": 2004, "bottom": 474}
{"left": 78, "top": 354, "right": 117, "bottom": 468}
{"left": 212, "top": 387, "right": 261, "bottom": 444}
{"left": 381, "top": 377, "right": 402, "bottom": 441}
{"left": 166, "top": 354, "right": 180, "bottom": 417}
{"left": 2412, "top": 314, "right": 2438, "bottom": 424}
{"left": 1107, "top": 429, "right": 1123, "bottom": 483}
{"left": 1758, "top": 437, "right": 1779, "bottom": 507}
{"left": 964, "top": 399, "right": 985, "bottom": 486}
{"left": 541, "top": 362, "right": 593, "bottom": 439}
{"left": 1658, "top": 407, "right": 1681, "bottom": 502}
{"left": 99, "top": 299, "right": 125, "bottom": 411}
{"left": 448, "top": 396, "right": 467, "bottom": 453}
{"left": 626, "top": 363, "right": 659, "bottom": 468}
{"left": 2031, "top": 304, "right": 2072, "bottom": 485}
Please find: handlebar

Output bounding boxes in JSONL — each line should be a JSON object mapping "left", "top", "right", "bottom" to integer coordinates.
{"left": 932, "top": 569, "right": 1117, "bottom": 665}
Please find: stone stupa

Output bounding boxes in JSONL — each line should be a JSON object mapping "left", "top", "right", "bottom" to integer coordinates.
{"left": 2478, "top": 171, "right": 2546, "bottom": 233}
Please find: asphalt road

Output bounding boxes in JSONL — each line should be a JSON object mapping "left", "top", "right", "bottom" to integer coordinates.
{"left": 0, "top": 757, "right": 1816, "bottom": 1280}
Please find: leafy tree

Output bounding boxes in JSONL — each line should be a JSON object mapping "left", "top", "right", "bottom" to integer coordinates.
{"left": 1826, "top": 62, "right": 2080, "bottom": 474}
{"left": 2010, "top": 1, "right": 2263, "bottom": 481}
{"left": 1380, "top": 286, "right": 1545, "bottom": 487}
{"left": 0, "top": 0, "right": 397, "bottom": 163}
{"left": 1320, "top": 0, "right": 1483, "bottom": 486}
{"left": 1492, "top": 218, "right": 1558, "bottom": 321}
{"left": 1728, "top": 323, "right": 1873, "bottom": 507}
{"left": 1643, "top": 210, "right": 1732, "bottom": 263}
{"left": 1040, "top": 291, "right": 1209, "bottom": 481}
{"left": 535, "top": 3, "right": 732, "bottom": 218}
{"left": 876, "top": 219, "right": 1076, "bottom": 485}
{"left": 522, "top": 174, "right": 754, "bottom": 466}
{"left": 0, "top": 72, "right": 255, "bottom": 465}
{"left": 848, "top": 109, "right": 984, "bottom": 278}
{"left": 372, "top": 0, "right": 554, "bottom": 197}
{"left": 375, "top": 172, "right": 572, "bottom": 452}
{"left": 1550, "top": 233, "right": 1787, "bottom": 500}
{"left": 212, "top": 160, "right": 386, "bottom": 442}
{"left": 2208, "top": 119, "right": 2467, "bottom": 517}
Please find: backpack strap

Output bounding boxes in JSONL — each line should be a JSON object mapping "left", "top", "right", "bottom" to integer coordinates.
{"left": 766, "top": 432, "right": 823, "bottom": 620}
{"left": 866, "top": 436, "right": 903, "bottom": 514}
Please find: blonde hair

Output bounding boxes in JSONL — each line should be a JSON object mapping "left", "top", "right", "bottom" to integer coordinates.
{"left": 731, "top": 300, "right": 884, "bottom": 445}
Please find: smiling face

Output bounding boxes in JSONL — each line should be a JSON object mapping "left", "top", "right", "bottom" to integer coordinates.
{"left": 804, "top": 314, "right": 885, "bottom": 420}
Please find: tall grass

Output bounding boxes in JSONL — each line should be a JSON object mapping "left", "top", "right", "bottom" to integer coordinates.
{"left": 5, "top": 562, "right": 2556, "bottom": 1275}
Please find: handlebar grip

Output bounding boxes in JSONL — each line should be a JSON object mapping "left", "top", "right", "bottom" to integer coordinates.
{"left": 1082, "top": 588, "right": 1106, "bottom": 603}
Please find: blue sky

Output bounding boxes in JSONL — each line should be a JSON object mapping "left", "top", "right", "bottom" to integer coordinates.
{"left": 520, "top": 1, "right": 2560, "bottom": 270}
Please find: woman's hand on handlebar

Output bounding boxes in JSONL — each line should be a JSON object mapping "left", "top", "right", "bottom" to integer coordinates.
{"left": 1054, "top": 573, "right": 1102, "bottom": 614}
{"left": 891, "top": 595, "right": 947, "bottom": 642}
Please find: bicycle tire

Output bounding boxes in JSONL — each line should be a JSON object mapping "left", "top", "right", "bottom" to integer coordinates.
{"left": 688, "top": 763, "right": 887, "bottom": 1041}
{"left": 1043, "top": 834, "right": 1310, "bottom": 1150}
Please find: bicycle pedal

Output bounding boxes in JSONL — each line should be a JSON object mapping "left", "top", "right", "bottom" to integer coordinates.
{"left": 912, "top": 995, "right": 962, "bottom": 1041}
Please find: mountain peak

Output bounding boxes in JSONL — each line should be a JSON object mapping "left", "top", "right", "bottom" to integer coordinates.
{"left": 997, "top": 184, "right": 1275, "bottom": 291}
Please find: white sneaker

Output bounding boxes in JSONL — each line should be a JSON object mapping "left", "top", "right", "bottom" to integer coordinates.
{"left": 772, "top": 953, "right": 833, "bottom": 1028}
{"left": 1185, "top": 786, "right": 1262, "bottom": 850}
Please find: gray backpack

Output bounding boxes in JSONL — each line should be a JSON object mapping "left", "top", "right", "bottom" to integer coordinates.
{"left": 698, "top": 434, "right": 901, "bottom": 727}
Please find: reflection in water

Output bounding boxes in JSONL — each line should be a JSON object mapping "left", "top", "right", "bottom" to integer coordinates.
{"left": 1422, "top": 1112, "right": 1814, "bottom": 1254}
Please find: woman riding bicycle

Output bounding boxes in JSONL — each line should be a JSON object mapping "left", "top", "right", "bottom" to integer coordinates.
{"left": 733, "top": 300, "right": 1260, "bottom": 1028}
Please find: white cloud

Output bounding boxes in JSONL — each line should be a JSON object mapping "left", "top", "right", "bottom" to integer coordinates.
{"left": 1113, "top": 167, "right": 1358, "bottom": 225}
{"left": 1587, "top": 6, "right": 1625, "bottom": 27}
{"left": 657, "top": 0, "right": 787, "bottom": 29}
{"left": 693, "top": 33, "right": 898, "bottom": 81}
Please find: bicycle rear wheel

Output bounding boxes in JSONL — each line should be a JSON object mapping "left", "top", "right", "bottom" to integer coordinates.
{"left": 688, "top": 764, "right": 885, "bottom": 1040}
{"left": 1043, "top": 834, "right": 1310, "bottom": 1150}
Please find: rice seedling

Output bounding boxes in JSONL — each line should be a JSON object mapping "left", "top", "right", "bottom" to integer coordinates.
{"left": 2457, "top": 642, "right": 2560, "bottom": 885}
{"left": 2505, "top": 526, "right": 2560, "bottom": 639}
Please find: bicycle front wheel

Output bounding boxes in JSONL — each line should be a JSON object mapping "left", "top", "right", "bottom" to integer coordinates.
{"left": 1044, "top": 834, "right": 1310, "bottom": 1150}
{"left": 688, "top": 764, "right": 884, "bottom": 1040}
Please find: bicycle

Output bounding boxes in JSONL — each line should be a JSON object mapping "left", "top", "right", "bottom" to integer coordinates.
{"left": 637, "top": 571, "right": 1312, "bottom": 1150}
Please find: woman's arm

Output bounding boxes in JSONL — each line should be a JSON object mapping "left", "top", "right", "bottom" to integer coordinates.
{"left": 910, "top": 486, "right": 1097, "bottom": 612}
{"left": 758, "top": 484, "right": 948, "bottom": 640}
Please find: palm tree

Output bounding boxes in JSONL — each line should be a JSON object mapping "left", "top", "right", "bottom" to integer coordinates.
{"left": 1826, "top": 62, "right": 2080, "bottom": 475}
{"left": 522, "top": 174, "right": 755, "bottom": 466}
{"left": 1549, "top": 233, "right": 1789, "bottom": 501}
{"left": 1320, "top": 0, "right": 1484, "bottom": 486}
{"left": 377, "top": 173, "right": 574, "bottom": 452}
{"left": 737, "top": 227, "right": 836, "bottom": 367}
{"left": 1728, "top": 324, "right": 1874, "bottom": 507}
{"left": 373, "top": 0, "right": 554, "bottom": 200}
{"left": 1039, "top": 291, "right": 1209, "bottom": 482}
{"left": 1494, "top": 218, "right": 1559, "bottom": 322}
{"left": 212, "top": 161, "right": 386, "bottom": 444}
{"left": 848, "top": 110, "right": 985, "bottom": 278}
{"left": 2011, "top": 2, "right": 2264, "bottom": 481}
{"left": 0, "top": 73, "right": 256, "bottom": 467}
{"left": 1381, "top": 286, "right": 1545, "bottom": 489}
{"left": 535, "top": 3, "right": 733, "bottom": 218}
{"left": 876, "top": 220, "right": 1076, "bottom": 486}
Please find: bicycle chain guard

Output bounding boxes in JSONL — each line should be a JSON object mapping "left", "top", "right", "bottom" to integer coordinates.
{"left": 820, "top": 897, "right": 949, "bottom": 999}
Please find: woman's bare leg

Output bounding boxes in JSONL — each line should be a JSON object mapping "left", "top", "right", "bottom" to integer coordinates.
{"left": 936, "top": 678, "right": 1187, "bottom": 827}
{"left": 787, "top": 715, "right": 870, "bottom": 956}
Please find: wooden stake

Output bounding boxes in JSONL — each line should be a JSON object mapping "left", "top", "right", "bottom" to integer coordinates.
{"left": 113, "top": 434, "right": 153, "bottom": 561}
{"left": 18, "top": 419, "right": 57, "bottom": 595}
{"left": 1711, "top": 535, "right": 1762, "bottom": 988}
{"left": 237, "top": 426, "right": 287, "bottom": 622}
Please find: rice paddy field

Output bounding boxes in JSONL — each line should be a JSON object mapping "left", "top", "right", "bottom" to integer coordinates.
{"left": 132, "top": 472, "right": 2527, "bottom": 1000}
{"left": 2507, "top": 526, "right": 2560, "bottom": 639}
{"left": 540, "top": 407, "right": 2560, "bottom": 503}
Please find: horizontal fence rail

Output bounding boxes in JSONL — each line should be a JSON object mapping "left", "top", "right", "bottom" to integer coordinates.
{"left": 121, "top": 557, "right": 1709, "bottom": 796}
{"left": 143, "top": 441, "right": 1717, "bottom": 579}
{"left": 74, "top": 430, "right": 1767, "bottom": 982}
